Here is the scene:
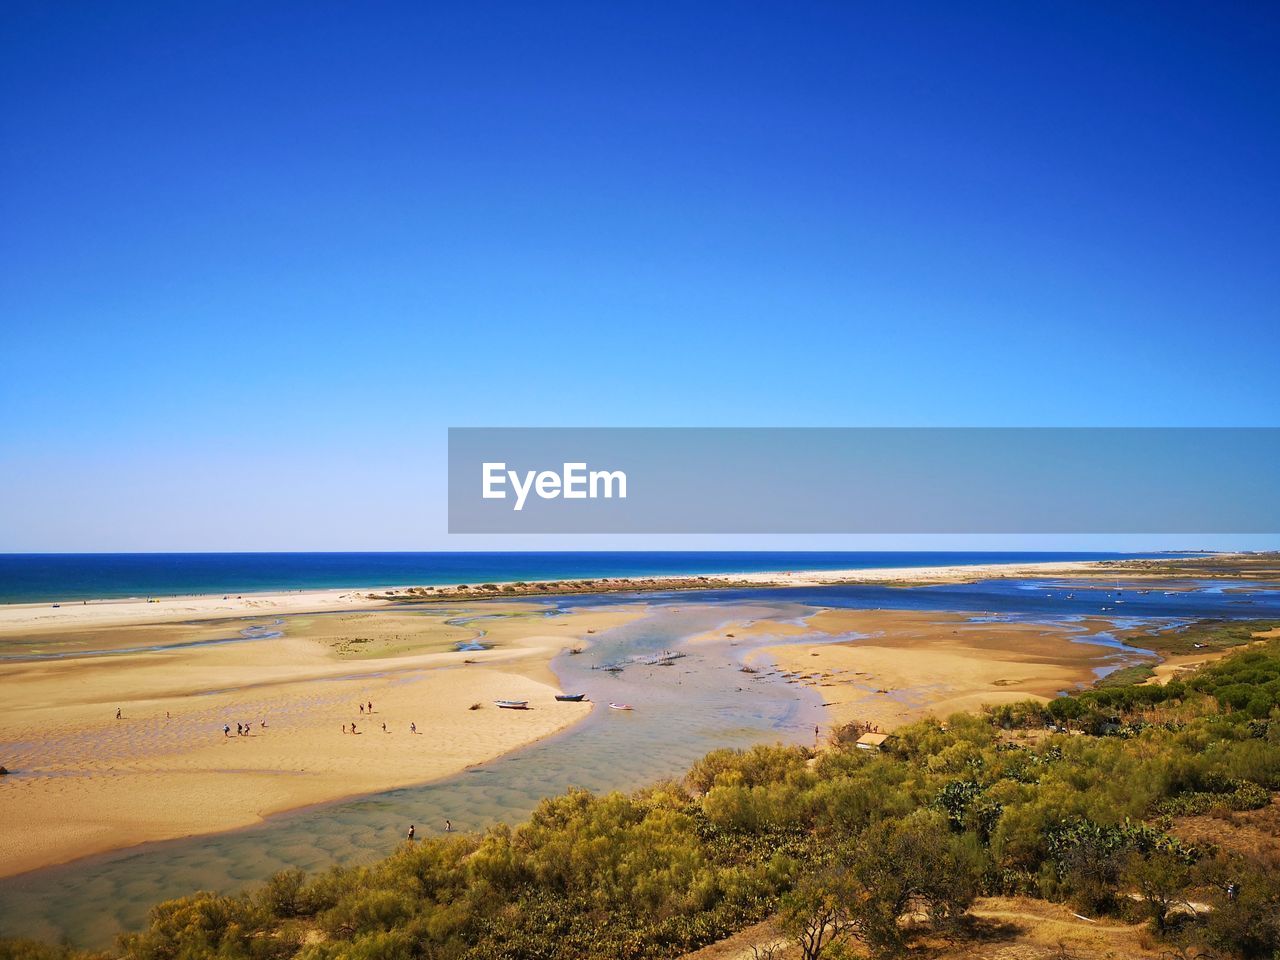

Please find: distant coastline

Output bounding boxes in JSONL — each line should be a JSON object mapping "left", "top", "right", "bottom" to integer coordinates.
{"left": 0, "top": 550, "right": 1196, "bottom": 605}
{"left": 0, "top": 554, "right": 1248, "bottom": 636}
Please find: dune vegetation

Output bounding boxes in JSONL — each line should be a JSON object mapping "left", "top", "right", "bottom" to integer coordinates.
{"left": 4, "top": 635, "right": 1279, "bottom": 960}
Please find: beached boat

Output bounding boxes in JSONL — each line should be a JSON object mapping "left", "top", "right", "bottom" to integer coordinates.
{"left": 609, "top": 702, "right": 634, "bottom": 711}
{"left": 555, "top": 693, "right": 587, "bottom": 702}
{"left": 493, "top": 699, "right": 529, "bottom": 710}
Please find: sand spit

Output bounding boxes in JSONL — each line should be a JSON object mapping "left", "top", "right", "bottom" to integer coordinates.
{"left": 0, "top": 603, "right": 642, "bottom": 878}
{"left": 751, "top": 609, "right": 1143, "bottom": 733}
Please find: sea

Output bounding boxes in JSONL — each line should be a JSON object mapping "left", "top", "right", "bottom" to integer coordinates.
{"left": 0, "top": 551, "right": 1184, "bottom": 604}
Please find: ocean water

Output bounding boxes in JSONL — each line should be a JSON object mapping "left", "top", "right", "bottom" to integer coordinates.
{"left": 0, "top": 551, "right": 1174, "bottom": 603}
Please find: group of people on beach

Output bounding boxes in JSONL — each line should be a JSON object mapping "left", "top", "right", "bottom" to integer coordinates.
{"left": 189, "top": 697, "right": 424, "bottom": 738}
{"left": 116, "top": 694, "right": 425, "bottom": 741}
{"left": 341, "top": 699, "right": 419, "bottom": 738}
{"left": 224, "top": 720, "right": 267, "bottom": 737}
{"left": 110, "top": 694, "right": 435, "bottom": 741}
{"left": 115, "top": 706, "right": 272, "bottom": 738}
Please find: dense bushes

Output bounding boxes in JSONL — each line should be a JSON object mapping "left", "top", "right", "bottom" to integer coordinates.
{"left": 120, "top": 892, "right": 298, "bottom": 960}
{"left": 1202, "top": 857, "right": 1280, "bottom": 960}
{"left": 991, "top": 634, "right": 1280, "bottom": 733}
{"left": 1157, "top": 777, "right": 1272, "bottom": 816}
{"left": 780, "top": 813, "right": 984, "bottom": 960}
{"left": 1190, "top": 649, "right": 1280, "bottom": 719}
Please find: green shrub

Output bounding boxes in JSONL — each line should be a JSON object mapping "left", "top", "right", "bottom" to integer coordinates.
{"left": 1157, "top": 778, "right": 1271, "bottom": 815}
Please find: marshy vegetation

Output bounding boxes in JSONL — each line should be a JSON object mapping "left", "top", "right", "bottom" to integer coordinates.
{"left": 1142, "top": 619, "right": 1280, "bottom": 657}
{"left": 4, "top": 634, "right": 1279, "bottom": 960}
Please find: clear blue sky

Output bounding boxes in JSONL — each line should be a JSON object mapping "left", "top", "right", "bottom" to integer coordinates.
{"left": 1, "top": 2, "right": 1277, "bottom": 551}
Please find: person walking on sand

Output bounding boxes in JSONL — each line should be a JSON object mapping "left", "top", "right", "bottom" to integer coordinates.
{"left": 444, "top": 819, "right": 451, "bottom": 832}
{"left": 368, "top": 701, "right": 373, "bottom": 713}
{"left": 382, "top": 721, "right": 387, "bottom": 733}
{"left": 410, "top": 722, "right": 417, "bottom": 734}
{"left": 236, "top": 722, "right": 243, "bottom": 735}
{"left": 342, "top": 724, "right": 348, "bottom": 734}
{"left": 224, "top": 724, "right": 230, "bottom": 737}
{"left": 406, "top": 824, "right": 415, "bottom": 841}
{"left": 358, "top": 703, "right": 364, "bottom": 714}
{"left": 116, "top": 707, "right": 122, "bottom": 720}
{"left": 351, "top": 722, "right": 358, "bottom": 734}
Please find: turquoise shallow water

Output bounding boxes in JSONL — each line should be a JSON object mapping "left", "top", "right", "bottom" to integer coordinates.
{"left": 1, "top": 576, "right": 1275, "bottom": 948}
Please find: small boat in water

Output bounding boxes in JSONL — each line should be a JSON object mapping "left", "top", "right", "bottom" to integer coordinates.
{"left": 555, "top": 693, "right": 587, "bottom": 702}
{"left": 493, "top": 699, "right": 529, "bottom": 710}
{"left": 609, "top": 702, "right": 634, "bottom": 711}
